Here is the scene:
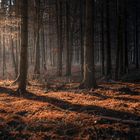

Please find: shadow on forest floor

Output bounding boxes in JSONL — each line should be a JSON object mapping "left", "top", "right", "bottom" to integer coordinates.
{"left": 82, "top": 91, "right": 140, "bottom": 103}
{"left": 0, "top": 86, "right": 140, "bottom": 139}
{"left": 98, "top": 85, "right": 140, "bottom": 95}
{"left": 0, "top": 86, "right": 139, "bottom": 121}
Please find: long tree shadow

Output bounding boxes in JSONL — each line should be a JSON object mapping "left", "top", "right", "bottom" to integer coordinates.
{"left": 80, "top": 91, "right": 109, "bottom": 100}
{"left": 114, "top": 96, "right": 140, "bottom": 103}
{"left": 83, "top": 91, "right": 140, "bottom": 103}
{"left": 99, "top": 85, "right": 140, "bottom": 95}
{"left": 0, "top": 87, "right": 140, "bottom": 122}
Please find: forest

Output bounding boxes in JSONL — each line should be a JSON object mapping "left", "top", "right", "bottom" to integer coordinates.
{"left": 0, "top": 0, "right": 140, "bottom": 139}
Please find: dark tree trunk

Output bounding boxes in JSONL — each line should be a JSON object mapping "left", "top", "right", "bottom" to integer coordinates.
{"left": 65, "top": 0, "right": 71, "bottom": 76}
{"left": 56, "top": 0, "right": 63, "bottom": 76}
{"left": 34, "top": 1, "right": 41, "bottom": 77}
{"left": 80, "top": 0, "right": 84, "bottom": 77}
{"left": 101, "top": 0, "right": 105, "bottom": 76}
{"left": 135, "top": 0, "right": 139, "bottom": 69}
{"left": 124, "top": 0, "right": 129, "bottom": 73}
{"left": 18, "top": 0, "right": 28, "bottom": 92}
{"left": 82, "top": 0, "right": 97, "bottom": 88}
{"left": 115, "top": 0, "right": 125, "bottom": 80}
{"left": 105, "top": 0, "right": 112, "bottom": 79}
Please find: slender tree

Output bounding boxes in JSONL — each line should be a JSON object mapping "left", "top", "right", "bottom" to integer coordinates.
{"left": 65, "top": 0, "right": 71, "bottom": 76}
{"left": 100, "top": 0, "right": 105, "bottom": 76}
{"left": 34, "top": 0, "right": 41, "bottom": 77}
{"left": 135, "top": 0, "right": 139, "bottom": 69}
{"left": 56, "top": 0, "right": 63, "bottom": 76}
{"left": 105, "top": 0, "right": 112, "bottom": 79}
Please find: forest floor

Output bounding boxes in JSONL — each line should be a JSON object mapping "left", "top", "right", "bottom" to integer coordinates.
{"left": 0, "top": 80, "right": 140, "bottom": 140}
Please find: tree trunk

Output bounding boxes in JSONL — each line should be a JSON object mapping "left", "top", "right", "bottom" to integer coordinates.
{"left": 80, "top": 0, "right": 84, "bottom": 77}
{"left": 56, "top": 0, "right": 63, "bottom": 76}
{"left": 34, "top": 0, "right": 41, "bottom": 77}
{"left": 101, "top": 0, "right": 105, "bottom": 76}
{"left": 105, "top": 0, "right": 112, "bottom": 79}
{"left": 82, "top": 0, "right": 97, "bottom": 88}
{"left": 135, "top": 0, "right": 139, "bottom": 69}
{"left": 17, "top": 0, "right": 28, "bottom": 93}
{"left": 65, "top": 0, "right": 71, "bottom": 76}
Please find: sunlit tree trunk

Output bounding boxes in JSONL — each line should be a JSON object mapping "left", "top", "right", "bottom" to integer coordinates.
{"left": 2, "top": 31, "right": 6, "bottom": 79}
{"left": 11, "top": 37, "right": 18, "bottom": 77}
{"left": 10, "top": 26, "right": 18, "bottom": 77}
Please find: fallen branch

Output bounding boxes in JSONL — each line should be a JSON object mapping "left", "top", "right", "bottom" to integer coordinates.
{"left": 97, "top": 115, "right": 140, "bottom": 125}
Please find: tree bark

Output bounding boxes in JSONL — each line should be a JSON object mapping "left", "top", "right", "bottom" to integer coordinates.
{"left": 56, "top": 0, "right": 63, "bottom": 76}
{"left": 82, "top": 0, "right": 97, "bottom": 88}
{"left": 17, "top": 0, "right": 28, "bottom": 93}
{"left": 105, "top": 0, "right": 112, "bottom": 79}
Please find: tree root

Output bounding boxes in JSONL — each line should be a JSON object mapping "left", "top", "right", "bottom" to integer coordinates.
{"left": 10, "top": 75, "right": 31, "bottom": 86}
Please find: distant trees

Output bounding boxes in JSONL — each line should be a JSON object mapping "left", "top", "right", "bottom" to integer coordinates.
{"left": 0, "top": 0, "right": 140, "bottom": 90}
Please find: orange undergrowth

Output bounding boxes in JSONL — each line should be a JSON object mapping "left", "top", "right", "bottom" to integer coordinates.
{"left": 0, "top": 81, "right": 140, "bottom": 139}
